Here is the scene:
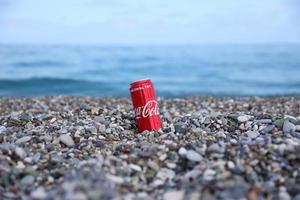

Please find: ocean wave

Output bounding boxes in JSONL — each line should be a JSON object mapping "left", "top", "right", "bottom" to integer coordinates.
{"left": 0, "top": 78, "right": 129, "bottom": 96}
{"left": 12, "top": 61, "right": 66, "bottom": 68}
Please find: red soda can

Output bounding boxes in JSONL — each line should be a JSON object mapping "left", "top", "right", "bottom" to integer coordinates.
{"left": 130, "top": 79, "right": 162, "bottom": 133}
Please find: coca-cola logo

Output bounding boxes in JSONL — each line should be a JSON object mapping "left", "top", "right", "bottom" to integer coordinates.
{"left": 135, "top": 100, "right": 159, "bottom": 118}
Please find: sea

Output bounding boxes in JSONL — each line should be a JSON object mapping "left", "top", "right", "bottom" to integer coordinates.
{"left": 0, "top": 44, "right": 299, "bottom": 97}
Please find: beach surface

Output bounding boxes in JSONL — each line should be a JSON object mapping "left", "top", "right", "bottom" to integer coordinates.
{"left": 0, "top": 96, "right": 300, "bottom": 199}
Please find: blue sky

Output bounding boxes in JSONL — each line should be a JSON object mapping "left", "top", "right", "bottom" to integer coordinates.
{"left": 0, "top": 0, "right": 299, "bottom": 44}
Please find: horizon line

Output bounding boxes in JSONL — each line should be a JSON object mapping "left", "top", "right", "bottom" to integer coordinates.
{"left": 1, "top": 42, "right": 300, "bottom": 47}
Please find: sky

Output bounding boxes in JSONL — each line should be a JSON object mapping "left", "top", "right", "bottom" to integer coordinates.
{"left": 0, "top": 0, "right": 299, "bottom": 45}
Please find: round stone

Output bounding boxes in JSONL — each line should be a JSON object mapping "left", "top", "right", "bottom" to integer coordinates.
{"left": 283, "top": 120, "right": 296, "bottom": 133}
{"left": 59, "top": 134, "right": 75, "bottom": 147}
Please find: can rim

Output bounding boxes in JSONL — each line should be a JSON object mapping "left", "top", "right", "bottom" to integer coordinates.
{"left": 130, "top": 78, "right": 151, "bottom": 87}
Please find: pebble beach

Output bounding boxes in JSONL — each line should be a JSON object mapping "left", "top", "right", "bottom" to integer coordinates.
{"left": 1, "top": 96, "right": 300, "bottom": 200}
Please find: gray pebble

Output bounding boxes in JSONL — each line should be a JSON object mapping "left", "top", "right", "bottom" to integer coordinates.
{"left": 207, "top": 143, "right": 225, "bottom": 154}
{"left": 0, "top": 126, "right": 6, "bottom": 134}
{"left": 20, "top": 175, "right": 35, "bottom": 186}
{"left": 246, "top": 131, "right": 260, "bottom": 139}
{"left": 186, "top": 150, "right": 202, "bottom": 162}
{"left": 31, "top": 187, "right": 47, "bottom": 199}
{"left": 283, "top": 120, "right": 296, "bottom": 133}
{"left": 16, "top": 136, "right": 32, "bottom": 144}
{"left": 261, "top": 125, "right": 275, "bottom": 134}
{"left": 174, "top": 122, "right": 188, "bottom": 133}
{"left": 15, "top": 147, "right": 26, "bottom": 159}
{"left": 19, "top": 113, "right": 31, "bottom": 122}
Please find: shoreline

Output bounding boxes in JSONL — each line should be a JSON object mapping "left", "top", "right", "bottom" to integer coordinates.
{"left": 0, "top": 96, "right": 300, "bottom": 199}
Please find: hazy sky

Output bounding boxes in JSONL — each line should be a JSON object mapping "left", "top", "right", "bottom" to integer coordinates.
{"left": 0, "top": 0, "right": 299, "bottom": 44}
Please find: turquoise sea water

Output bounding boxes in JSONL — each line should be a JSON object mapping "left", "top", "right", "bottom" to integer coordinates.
{"left": 0, "top": 44, "right": 299, "bottom": 97}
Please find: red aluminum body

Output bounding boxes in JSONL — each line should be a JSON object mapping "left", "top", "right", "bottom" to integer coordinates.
{"left": 130, "top": 79, "right": 162, "bottom": 133}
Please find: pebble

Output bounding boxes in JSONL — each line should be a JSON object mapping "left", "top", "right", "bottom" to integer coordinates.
{"left": 246, "top": 131, "right": 260, "bottom": 139}
{"left": 178, "top": 147, "right": 187, "bottom": 156}
{"left": 283, "top": 120, "right": 296, "bottom": 133}
{"left": 261, "top": 125, "right": 275, "bottom": 133}
{"left": 174, "top": 122, "right": 188, "bottom": 133}
{"left": 163, "top": 190, "right": 184, "bottom": 200}
{"left": 186, "top": 150, "right": 202, "bottom": 162}
{"left": 0, "top": 126, "right": 6, "bottom": 134}
{"left": 203, "top": 169, "right": 216, "bottom": 181}
{"left": 237, "top": 115, "right": 252, "bottom": 123}
{"left": 15, "top": 147, "right": 26, "bottom": 159}
{"left": 16, "top": 136, "right": 32, "bottom": 144}
{"left": 0, "top": 97, "right": 299, "bottom": 199}
{"left": 284, "top": 115, "right": 298, "bottom": 124}
{"left": 21, "top": 175, "right": 35, "bottom": 186}
{"left": 59, "top": 134, "right": 74, "bottom": 147}
{"left": 31, "top": 187, "right": 47, "bottom": 199}
{"left": 207, "top": 143, "right": 225, "bottom": 154}
{"left": 156, "top": 168, "right": 175, "bottom": 181}
{"left": 278, "top": 187, "right": 291, "bottom": 200}
{"left": 129, "top": 164, "right": 142, "bottom": 172}
{"left": 19, "top": 112, "right": 31, "bottom": 122}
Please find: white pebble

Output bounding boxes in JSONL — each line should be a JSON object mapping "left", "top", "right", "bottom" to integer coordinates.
{"left": 246, "top": 131, "right": 259, "bottom": 139}
{"left": 237, "top": 115, "right": 252, "bottom": 123}
{"left": 0, "top": 126, "right": 6, "bottom": 134}
{"left": 129, "top": 164, "right": 142, "bottom": 172}
{"left": 59, "top": 134, "right": 74, "bottom": 147}
{"left": 31, "top": 187, "right": 47, "bottom": 199}
{"left": 163, "top": 190, "right": 184, "bottom": 200}
{"left": 178, "top": 147, "right": 187, "bottom": 156}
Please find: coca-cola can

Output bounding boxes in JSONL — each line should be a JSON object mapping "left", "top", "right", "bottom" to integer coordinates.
{"left": 130, "top": 79, "right": 162, "bottom": 133}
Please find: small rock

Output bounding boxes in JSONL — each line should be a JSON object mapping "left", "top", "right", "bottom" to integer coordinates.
{"left": 174, "top": 122, "right": 188, "bottom": 133}
{"left": 186, "top": 150, "right": 202, "bottom": 162}
{"left": 16, "top": 136, "right": 32, "bottom": 144}
{"left": 33, "top": 153, "right": 41, "bottom": 163}
{"left": 15, "top": 147, "right": 26, "bottom": 159}
{"left": 50, "top": 154, "right": 63, "bottom": 163}
{"left": 296, "top": 125, "right": 300, "bottom": 132}
{"left": 283, "top": 120, "right": 296, "bottom": 133}
{"left": 284, "top": 115, "right": 298, "bottom": 124}
{"left": 178, "top": 147, "right": 187, "bottom": 156}
{"left": 16, "top": 161, "right": 25, "bottom": 169}
{"left": 129, "top": 164, "right": 142, "bottom": 172}
{"left": 98, "top": 124, "right": 106, "bottom": 133}
{"left": 106, "top": 175, "right": 124, "bottom": 184}
{"left": 86, "top": 126, "right": 98, "bottom": 135}
{"left": 246, "top": 131, "right": 260, "bottom": 139}
{"left": 207, "top": 143, "right": 225, "bottom": 154}
{"left": 227, "top": 161, "right": 235, "bottom": 169}
{"left": 59, "top": 134, "right": 74, "bottom": 147}
{"left": 19, "top": 113, "right": 31, "bottom": 122}
{"left": 31, "top": 187, "right": 47, "bottom": 199}
{"left": 203, "top": 169, "right": 216, "bottom": 181}
{"left": 156, "top": 168, "right": 175, "bottom": 181}
{"left": 274, "top": 118, "right": 285, "bottom": 128}
{"left": 261, "top": 125, "right": 275, "bottom": 134}
{"left": 237, "top": 115, "right": 252, "bottom": 123}
{"left": 166, "top": 162, "right": 176, "bottom": 169}
{"left": 21, "top": 175, "right": 35, "bottom": 186}
{"left": 163, "top": 190, "right": 184, "bottom": 200}
{"left": 278, "top": 187, "right": 291, "bottom": 200}
{"left": 0, "top": 126, "right": 6, "bottom": 134}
